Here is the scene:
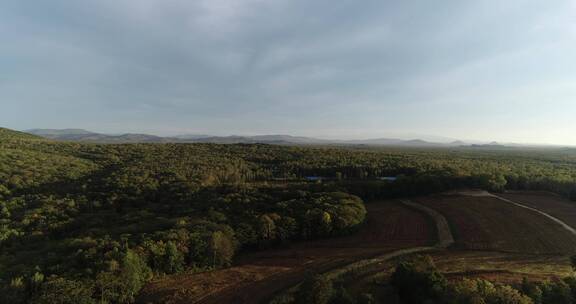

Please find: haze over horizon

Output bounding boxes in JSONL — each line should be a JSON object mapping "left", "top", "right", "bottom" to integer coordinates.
{"left": 18, "top": 127, "right": 573, "bottom": 146}
{"left": 2, "top": 1, "right": 576, "bottom": 145}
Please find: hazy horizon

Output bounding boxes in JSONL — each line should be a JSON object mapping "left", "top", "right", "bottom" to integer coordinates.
{"left": 2, "top": 1, "right": 576, "bottom": 145}
{"left": 21, "top": 127, "right": 576, "bottom": 146}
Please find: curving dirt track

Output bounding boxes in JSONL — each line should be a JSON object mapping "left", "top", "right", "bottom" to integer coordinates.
{"left": 137, "top": 201, "right": 435, "bottom": 304}
{"left": 302, "top": 199, "right": 455, "bottom": 293}
{"left": 401, "top": 200, "right": 454, "bottom": 248}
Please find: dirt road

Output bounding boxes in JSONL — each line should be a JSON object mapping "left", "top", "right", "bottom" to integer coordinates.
{"left": 325, "top": 199, "right": 455, "bottom": 279}
{"left": 268, "top": 199, "right": 455, "bottom": 303}
{"left": 401, "top": 200, "right": 454, "bottom": 248}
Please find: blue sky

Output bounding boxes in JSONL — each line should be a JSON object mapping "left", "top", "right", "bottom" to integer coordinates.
{"left": 1, "top": 1, "right": 575, "bottom": 144}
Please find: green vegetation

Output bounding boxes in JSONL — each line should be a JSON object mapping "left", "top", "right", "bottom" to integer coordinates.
{"left": 391, "top": 256, "right": 447, "bottom": 303}
{"left": 296, "top": 274, "right": 334, "bottom": 304}
{"left": 387, "top": 255, "right": 576, "bottom": 304}
{"left": 290, "top": 255, "right": 574, "bottom": 304}
{"left": 1, "top": 127, "right": 576, "bottom": 303}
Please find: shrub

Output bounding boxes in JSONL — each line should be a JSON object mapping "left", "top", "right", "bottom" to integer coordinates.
{"left": 296, "top": 274, "right": 334, "bottom": 304}
{"left": 521, "top": 278, "right": 543, "bottom": 304}
{"left": 165, "top": 241, "right": 185, "bottom": 274}
{"left": 31, "top": 277, "right": 95, "bottom": 304}
{"left": 390, "top": 255, "right": 447, "bottom": 304}
{"left": 95, "top": 249, "right": 152, "bottom": 304}
{"left": 357, "top": 293, "right": 375, "bottom": 304}
{"left": 540, "top": 279, "right": 572, "bottom": 304}
{"left": 330, "top": 285, "right": 355, "bottom": 304}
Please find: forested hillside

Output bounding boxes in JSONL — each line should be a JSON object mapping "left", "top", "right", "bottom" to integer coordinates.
{"left": 0, "top": 127, "right": 575, "bottom": 303}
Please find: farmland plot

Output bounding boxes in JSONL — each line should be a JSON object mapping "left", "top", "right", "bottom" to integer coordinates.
{"left": 500, "top": 191, "right": 576, "bottom": 228}
{"left": 416, "top": 194, "right": 576, "bottom": 254}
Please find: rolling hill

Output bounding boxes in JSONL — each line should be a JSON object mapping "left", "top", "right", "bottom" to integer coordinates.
{"left": 0, "top": 127, "right": 44, "bottom": 141}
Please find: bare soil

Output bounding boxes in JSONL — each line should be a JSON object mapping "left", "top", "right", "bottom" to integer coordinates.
{"left": 416, "top": 194, "right": 576, "bottom": 254}
{"left": 500, "top": 191, "right": 576, "bottom": 228}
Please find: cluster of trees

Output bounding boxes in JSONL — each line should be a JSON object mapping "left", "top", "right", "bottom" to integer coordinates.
{"left": 339, "top": 171, "right": 511, "bottom": 199}
{"left": 0, "top": 188, "right": 365, "bottom": 303}
{"left": 391, "top": 255, "right": 576, "bottom": 304}
{"left": 290, "top": 274, "right": 375, "bottom": 304}
{"left": 1, "top": 248, "right": 151, "bottom": 304}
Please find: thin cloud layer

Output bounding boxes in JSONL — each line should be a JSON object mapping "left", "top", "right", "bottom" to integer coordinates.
{"left": 1, "top": 0, "right": 575, "bottom": 144}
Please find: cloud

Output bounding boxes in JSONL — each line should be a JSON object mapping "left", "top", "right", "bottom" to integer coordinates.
{"left": 1, "top": 0, "right": 576, "bottom": 143}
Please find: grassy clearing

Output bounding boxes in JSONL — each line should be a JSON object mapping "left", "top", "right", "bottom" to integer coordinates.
{"left": 343, "top": 250, "right": 572, "bottom": 304}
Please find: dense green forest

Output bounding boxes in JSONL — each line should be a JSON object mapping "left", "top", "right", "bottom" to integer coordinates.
{"left": 1, "top": 127, "right": 576, "bottom": 303}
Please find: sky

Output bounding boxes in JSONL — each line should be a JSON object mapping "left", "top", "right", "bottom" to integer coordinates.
{"left": 1, "top": 1, "right": 576, "bottom": 144}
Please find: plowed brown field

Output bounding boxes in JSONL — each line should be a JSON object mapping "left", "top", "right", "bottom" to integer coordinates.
{"left": 500, "top": 191, "right": 576, "bottom": 228}
{"left": 416, "top": 194, "right": 576, "bottom": 254}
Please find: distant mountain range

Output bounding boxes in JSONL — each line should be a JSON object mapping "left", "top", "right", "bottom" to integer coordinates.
{"left": 24, "top": 128, "right": 538, "bottom": 148}
{"left": 25, "top": 129, "right": 169, "bottom": 143}
{"left": 24, "top": 128, "right": 473, "bottom": 146}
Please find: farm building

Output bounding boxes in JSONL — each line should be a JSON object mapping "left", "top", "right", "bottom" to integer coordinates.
{"left": 378, "top": 176, "right": 398, "bottom": 181}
